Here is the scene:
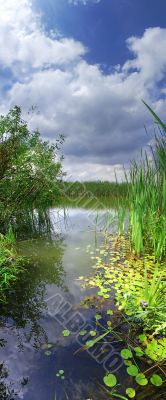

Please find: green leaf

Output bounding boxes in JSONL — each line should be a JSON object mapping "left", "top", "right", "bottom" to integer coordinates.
{"left": 136, "top": 373, "right": 148, "bottom": 386}
{"left": 120, "top": 348, "right": 133, "bottom": 359}
{"left": 107, "top": 309, "right": 113, "bottom": 315}
{"left": 59, "top": 370, "right": 64, "bottom": 375}
{"left": 103, "top": 373, "right": 117, "bottom": 387}
{"left": 95, "top": 314, "right": 102, "bottom": 321}
{"left": 90, "top": 330, "right": 97, "bottom": 337}
{"left": 150, "top": 374, "right": 163, "bottom": 387}
{"left": 79, "top": 329, "right": 87, "bottom": 336}
{"left": 138, "top": 334, "right": 147, "bottom": 342}
{"left": 134, "top": 347, "right": 144, "bottom": 357}
{"left": 127, "top": 365, "right": 139, "bottom": 377}
{"left": 85, "top": 340, "right": 95, "bottom": 348}
{"left": 126, "top": 388, "right": 136, "bottom": 398}
{"left": 124, "top": 360, "right": 132, "bottom": 366}
{"left": 62, "top": 329, "right": 71, "bottom": 337}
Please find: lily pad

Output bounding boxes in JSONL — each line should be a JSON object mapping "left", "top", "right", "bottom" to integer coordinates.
{"left": 120, "top": 348, "right": 133, "bottom": 359}
{"left": 134, "top": 347, "right": 144, "bottom": 357}
{"left": 62, "top": 329, "right": 71, "bottom": 337}
{"left": 103, "top": 373, "right": 117, "bottom": 387}
{"left": 79, "top": 329, "right": 87, "bottom": 336}
{"left": 150, "top": 374, "right": 163, "bottom": 387}
{"left": 136, "top": 373, "right": 148, "bottom": 386}
{"left": 126, "top": 388, "right": 136, "bottom": 398}
{"left": 127, "top": 365, "right": 139, "bottom": 377}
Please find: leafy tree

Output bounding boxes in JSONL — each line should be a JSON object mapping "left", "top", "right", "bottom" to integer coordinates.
{"left": 0, "top": 106, "right": 64, "bottom": 223}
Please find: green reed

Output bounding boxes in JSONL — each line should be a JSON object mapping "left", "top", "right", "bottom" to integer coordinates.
{"left": 125, "top": 103, "right": 166, "bottom": 260}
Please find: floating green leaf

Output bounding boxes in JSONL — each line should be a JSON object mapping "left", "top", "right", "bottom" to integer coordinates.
{"left": 103, "top": 373, "right": 117, "bottom": 387}
{"left": 136, "top": 373, "right": 148, "bottom": 386}
{"left": 150, "top": 374, "right": 163, "bottom": 387}
{"left": 95, "top": 314, "right": 102, "bottom": 321}
{"left": 138, "top": 334, "right": 147, "bottom": 342}
{"left": 59, "top": 370, "right": 64, "bottom": 375}
{"left": 90, "top": 330, "right": 97, "bottom": 337}
{"left": 127, "top": 365, "right": 139, "bottom": 377}
{"left": 134, "top": 347, "right": 144, "bottom": 357}
{"left": 107, "top": 310, "right": 113, "bottom": 315}
{"left": 62, "top": 329, "right": 71, "bottom": 337}
{"left": 86, "top": 340, "right": 95, "bottom": 348}
{"left": 126, "top": 388, "right": 136, "bottom": 398}
{"left": 121, "top": 348, "right": 133, "bottom": 359}
{"left": 79, "top": 329, "right": 87, "bottom": 336}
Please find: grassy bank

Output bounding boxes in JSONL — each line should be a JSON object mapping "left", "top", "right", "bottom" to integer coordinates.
{"left": 56, "top": 181, "right": 128, "bottom": 210}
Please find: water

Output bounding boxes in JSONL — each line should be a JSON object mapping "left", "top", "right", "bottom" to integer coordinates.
{"left": 0, "top": 207, "right": 118, "bottom": 400}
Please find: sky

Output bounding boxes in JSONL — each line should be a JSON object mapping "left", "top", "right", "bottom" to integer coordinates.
{"left": 0, "top": 0, "right": 166, "bottom": 181}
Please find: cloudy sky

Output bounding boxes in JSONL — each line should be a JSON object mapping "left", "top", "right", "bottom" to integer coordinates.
{"left": 0, "top": 0, "right": 166, "bottom": 181}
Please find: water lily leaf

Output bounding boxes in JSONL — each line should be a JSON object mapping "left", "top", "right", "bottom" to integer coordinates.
{"left": 90, "top": 330, "right": 97, "bottom": 337}
{"left": 138, "top": 334, "right": 147, "bottom": 342}
{"left": 127, "top": 365, "right": 139, "bottom": 377}
{"left": 86, "top": 340, "right": 95, "bottom": 348}
{"left": 121, "top": 348, "right": 133, "bottom": 359}
{"left": 126, "top": 388, "right": 136, "bottom": 398}
{"left": 59, "top": 370, "right": 64, "bottom": 375}
{"left": 136, "top": 373, "right": 148, "bottom": 386}
{"left": 124, "top": 360, "right": 132, "bottom": 366}
{"left": 150, "top": 374, "right": 163, "bottom": 387}
{"left": 95, "top": 314, "right": 101, "bottom": 321}
{"left": 62, "top": 329, "right": 71, "bottom": 337}
{"left": 134, "top": 347, "right": 144, "bottom": 357}
{"left": 79, "top": 329, "right": 87, "bottom": 336}
{"left": 106, "top": 310, "right": 113, "bottom": 315}
{"left": 103, "top": 373, "right": 117, "bottom": 387}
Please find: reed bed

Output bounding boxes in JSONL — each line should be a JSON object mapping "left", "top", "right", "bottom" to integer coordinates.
{"left": 124, "top": 103, "right": 166, "bottom": 261}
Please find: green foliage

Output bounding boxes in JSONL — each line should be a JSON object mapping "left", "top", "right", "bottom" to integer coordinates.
{"left": 145, "top": 337, "right": 166, "bottom": 362}
{"left": 0, "top": 228, "right": 28, "bottom": 303}
{"left": 120, "top": 348, "right": 133, "bottom": 360}
{"left": 56, "top": 369, "right": 65, "bottom": 380}
{"left": 126, "top": 388, "right": 136, "bottom": 398}
{"left": 150, "top": 374, "right": 163, "bottom": 387}
{"left": 127, "top": 365, "right": 139, "bottom": 377}
{"left": 121, "top": 104, "right": 166, "bottom": 260}
{"left": 0, "top": 106, "right": 64, "bottom": 224}
{"left": 60, "top": 180, "right": 128, "bottom": 201}
{"left": 135, "top": 373, "right": 148, "bottom": 386}
{"left": 62, "top": 329, "right": 71, "bottom": 337}
{"left": 103, "top": 373, "right": 117, "bottom": 387}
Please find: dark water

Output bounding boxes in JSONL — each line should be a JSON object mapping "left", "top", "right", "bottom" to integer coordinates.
{"left": 0, "top": 207, "right": 121, "bottom": 400}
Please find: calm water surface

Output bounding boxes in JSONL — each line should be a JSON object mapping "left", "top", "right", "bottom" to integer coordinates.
{"left": 0, "top": 208, "right": 118, "bottom": 400}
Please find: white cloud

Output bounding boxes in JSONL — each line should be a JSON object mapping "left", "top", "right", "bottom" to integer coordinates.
{"left": 0, "top": 0, "right": 166, "bottom": 181}
{"left": 0, "top": 0, "right": 86, "bottom": 75}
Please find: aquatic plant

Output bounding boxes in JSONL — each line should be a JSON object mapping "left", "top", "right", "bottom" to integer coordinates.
{"left": 124, "top": 103, "right": 166, "bottom": 260}
{"left": 0, "top": 228, "right": 28, "bottom": 303}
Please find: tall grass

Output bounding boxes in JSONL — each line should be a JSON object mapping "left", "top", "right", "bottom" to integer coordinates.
{"left": 59, "top": 180, "right": 128, "bottom": 199}
{"left": 125, "top": 103, "right": 166, "bottom": 260}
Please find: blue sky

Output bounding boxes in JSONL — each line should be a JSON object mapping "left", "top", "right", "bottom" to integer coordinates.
{"left": 0, "top": 0, "right": 166, "bottom": 180}
{"left": 34, "top": 0, "right": 166, "bottom": 67}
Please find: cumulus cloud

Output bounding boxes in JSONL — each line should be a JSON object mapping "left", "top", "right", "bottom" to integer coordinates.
{"left": 0, "top": 0, "right": 166, "bottom": 181}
